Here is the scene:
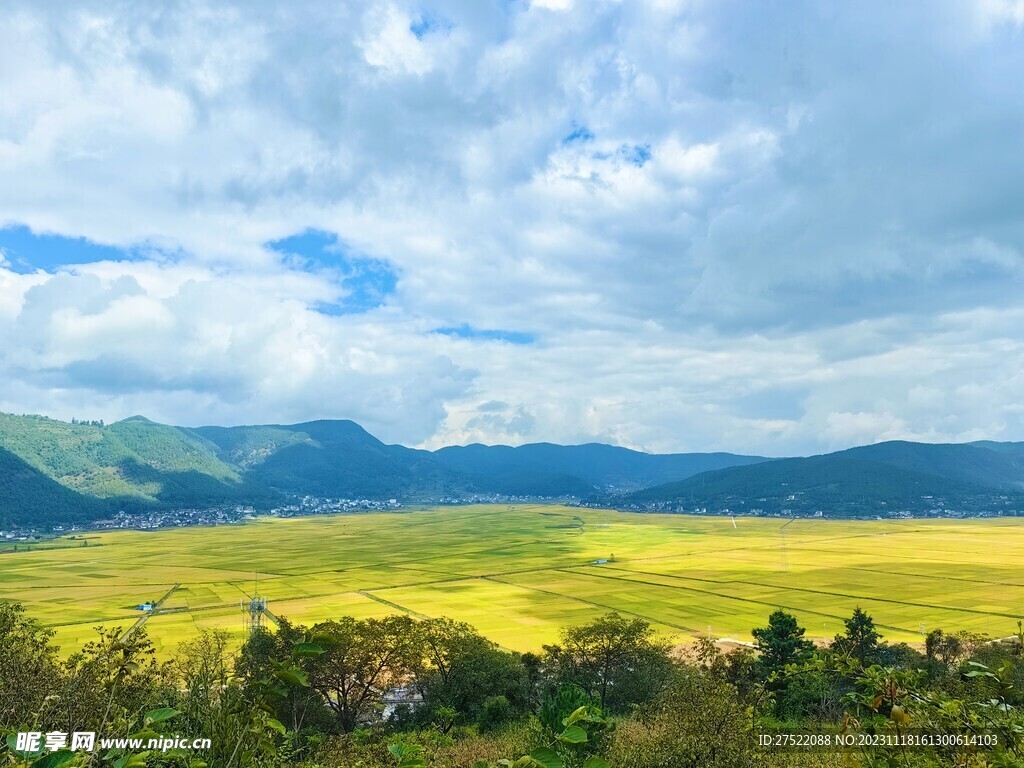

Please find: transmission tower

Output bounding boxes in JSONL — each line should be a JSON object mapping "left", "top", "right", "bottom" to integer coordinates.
{"left": 241, "top": 572, "right": 269, "bottom": 636}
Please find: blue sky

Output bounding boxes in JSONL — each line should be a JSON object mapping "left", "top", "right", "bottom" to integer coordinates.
{"left": 1, "top": 0, "right": 1023, "bottom": 453}
{"left": 265, "top": 229, "right": 399, "bottom": 314}
{"left": 0, "top": 225, "right": 137, "bottom": 273}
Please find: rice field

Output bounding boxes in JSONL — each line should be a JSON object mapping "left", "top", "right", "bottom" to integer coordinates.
{"left": 2, "top": 504, "right": 1022, "bottom": 657}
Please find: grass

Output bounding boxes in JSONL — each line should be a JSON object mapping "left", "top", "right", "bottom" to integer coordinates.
{"left": 2, "top": 505, "right": 1023, "bottom": 656}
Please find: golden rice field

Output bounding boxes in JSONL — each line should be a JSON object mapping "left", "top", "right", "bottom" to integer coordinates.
{"left": 2, "top": 504, "right": 1023, "bottom": 657}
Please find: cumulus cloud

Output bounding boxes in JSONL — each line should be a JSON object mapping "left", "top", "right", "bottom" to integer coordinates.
{"left": 360, "top": 5, "right": 439, "bottom": 76}
{"left": 0, "top": 262, "right": 472, "bottom": 443}
{"left": 0, "top": 0, "right": 1023, "bottom": 454}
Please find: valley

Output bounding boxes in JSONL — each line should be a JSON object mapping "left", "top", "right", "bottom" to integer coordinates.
{"left": 4, "top": 504, "right": 1024, "bottom": 658}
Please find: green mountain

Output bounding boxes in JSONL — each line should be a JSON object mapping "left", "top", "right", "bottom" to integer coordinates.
{"left": 5, "top": 412, "right": 1024, "bottom": 528}
{"left": 0, "top": 413, "right": 275, "bottom": 528}
{"left": 625, "top": 441, "right": 1024, "bottom": 517}
{"left": 192, "top": 420, "right": 470, "bottom": 499}
{"left": 192, "top": 424, "right": 769, "bottom": 499}
{"left": 432, "top": 442, "right": 768, "bottom": 492}
{"left": 0, "top": 447, "right": 107, "bottom": 529}
{"left": 843, "top": 441, "right": 1024, "bottom": 490}
{"left": 0, "top": 414, "right": 768, "bottom": 528}
{"left": 969, "top": 440, "right": 1024, "bottom": 459}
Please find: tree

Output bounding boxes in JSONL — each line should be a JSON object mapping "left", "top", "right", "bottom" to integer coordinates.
{"left": 307, "top": 615, "right": 423, "bottom": 732}
{"left": 170, "top": 629, "right": 299, "bottom": 767}
{"left": 56, "top": 625, "right": 165, "bottom": 735}
{"left": 925, "top": 628, "right": 948, "bottom": 662}
{"left": 925, "top": 628, "right": 987, "bottom": 666}
{"left": 833, "top": 607, "right": 880, "bottom": 666}
{"left": 689, "top": 635, "right": 760, "bottom": 699}
{"left": 0, "top": 602, "right": 60, "bottom": 728}
{"left": 236, "top": 618, "right": 330, "bottom": 733}
{"left": 752, "top": 610, "right": 813, "bottom": 675}
{"left": 607, "top": 666, "right": 753, "bottom": 768}
{"left": 848, "top": 661, "right": 1024, "bottom": 766}
{"left": 172, "top": 630, "right": 234, "bottom": 759}
{"left": 412, "top": 617, "right": 530, "bottom": 725}
{"left": 543, "top": 613, "right": 673, "bottom": 712}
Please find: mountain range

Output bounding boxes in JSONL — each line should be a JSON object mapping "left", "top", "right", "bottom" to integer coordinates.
{"left": 1, "top": 412, "right": 1023, "bottom": 529}
{"left": 625, "top": 441, "right": 1024, "bottom": 516}
{"left": 0, "top": 413, "right": 765, "bottom": 528}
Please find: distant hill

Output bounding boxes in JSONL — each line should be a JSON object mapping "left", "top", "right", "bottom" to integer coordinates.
{"left": 625, "top": 441, "right": 1024, "bottom": 517}
{"left": 191, "top": 424, "right": 769, "bottom": 500}
{"left": 843, "top": 441, "right": 1024, "bottom": 490}
{"left": 192, "top": 420, "right": 470, "bottom": 499}
{"left": 0, "top": 414, "right": 767, "bottom": 528}
{"left": 0, "top": 447, "right": 107, "bottom": 529}
{"left": 969, "top": 440, "right": 1024, "bottom": 458}
{"left": 0, "top": 413, "right": 276, "bottom": 528}
{"left": 432, "top": 442, "right": 768, "bottom": 492}
{"left": 5, "top": 412, "right": 1024, "bottom": 528}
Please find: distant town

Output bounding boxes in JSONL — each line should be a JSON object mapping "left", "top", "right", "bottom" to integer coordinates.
{"left": 6, "top": 487, "right": 1024, "bottom": 545}
{"left": 598, "top": 493, "right": 1024, "bottom": 519}
{"left": 0, "top": 492, "right": 585, "bottom": 541}
{"left": 0, "top": 496, "right": 395, "bottom": 542}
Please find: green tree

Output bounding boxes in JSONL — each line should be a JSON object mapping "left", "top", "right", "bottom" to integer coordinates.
{"left": 55, "top": 626, "right": 165, "bottom": 736}
{"left": 690, "top": 635, "right": 760, "bottom": 699}
{"left": 307, "top": 615, "right": 423, "bottom": 732}
{"left": 924, "top": 628, "right": 986, "bottom": 666}
{"left": 539, "top": 684, "right": 597, "bottom": 735}
{"left": 0, "top": 602, "right": 60, "bottom": 728}
{"left": 236, "top": 618, "right": 330, "bottom": 734}
{"left": 482, "top": 702, "right": 610, "bottom": 768}
{"left": 752, "top": 610, "right": 813, "bottom": 676}
{"left": 833, "top": 607, "right": 880, "bottom": 666}
{"left": 543, "top": 613, "right": 673, "bottom": 712}
{"left": 607, "top": 666, "right": 754, "bottom": 768}
{"left": 413, "top": 618, "right": 530, "bottom": 726}
{"left": 170, "top": 630, "right": 238, "bottom": 766}
{"left": 161, "top": 629, "right": 288, "bottom": 767}
{"left": 847, "top": 661, "right": 1024, "bottom": 766}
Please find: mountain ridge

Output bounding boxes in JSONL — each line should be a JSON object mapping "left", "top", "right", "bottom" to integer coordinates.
{"left": 0, "top": 413, "right": 768, "bottom": 528}
{"left": 623, "top": 440, "right": 1024, "bottom": 517}
{"left": 2, "top": 413, "right": 1024, "bottom": 528}
{"left": 432, "top": 441, "right": 768, "bottom": 492}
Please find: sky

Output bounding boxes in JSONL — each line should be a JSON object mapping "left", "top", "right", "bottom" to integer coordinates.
{"left": 1, "top": 0, "right": 1024, "bottom": 455}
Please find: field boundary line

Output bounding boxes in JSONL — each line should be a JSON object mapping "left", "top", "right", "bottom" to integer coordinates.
{"left": 40, "top": 617, "right": 142, "bottom": 629}
{"left": 118, "top": 557, "right": 294, "bottom": 580}
{"left": 8, "top": 581, "right": 204, "bottom": 590}
{"left": 120, "top": 582, "right": 180, "bottom": 642}
{"left": 592, "top": 565, "right": 1024, "bottom": 622}
{"left": 838, "top": 564, "right": 1024, "bottom": 588}
{"left": 355, "top": 560, "right": 650, "bottom": 593}
{"left": 482, "top": 575, "right": 703, "bottom": 635}
{"left": 563, "top": 565, "right": 1015, "bottom": 637}
{"left": 258, "top": 534, "right": 581, "bottom": 578}
{"left": 356, "top": 590, "right": 433, "bottom": 620}
{"left": 545, "top": 568, "right": 902, "bottom": 633}
{"left": 611, "top": 528, "right": 940, "bottom": 569}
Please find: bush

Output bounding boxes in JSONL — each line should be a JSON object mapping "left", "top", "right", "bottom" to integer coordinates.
{"left": 606, "top": 667, "right": 753, "bottom": 768}
{"left": 477, "top": 695, "right": 514, "bottom": 733}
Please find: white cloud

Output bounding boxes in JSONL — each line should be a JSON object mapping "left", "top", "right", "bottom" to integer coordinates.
{"left": 0, "top": 0, "right": 1023, "bottom": 454}
{"left": 973, "top": 0, "right": 1024, "bottom": 29}
{"left": 532, "top": 0, "right": 575, "bottom": 11}
{"left": 0, "top": 262, "right": 472, "bottom": 443}
{"left": 360, "top": 5, "right": 437, "bottom": 76}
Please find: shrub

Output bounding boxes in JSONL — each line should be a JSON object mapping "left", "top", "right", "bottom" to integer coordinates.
{"left": 606, "top": 667, "right": 753, "bottom": 768}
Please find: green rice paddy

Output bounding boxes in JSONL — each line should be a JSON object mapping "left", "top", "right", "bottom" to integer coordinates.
{"left": 2, "top": 505, "right": 1022, "bottom": 656}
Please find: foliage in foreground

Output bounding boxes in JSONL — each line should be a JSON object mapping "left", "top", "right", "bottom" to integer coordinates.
{"left": 3, "top": 600, "right": 1024, "bottom": 767}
